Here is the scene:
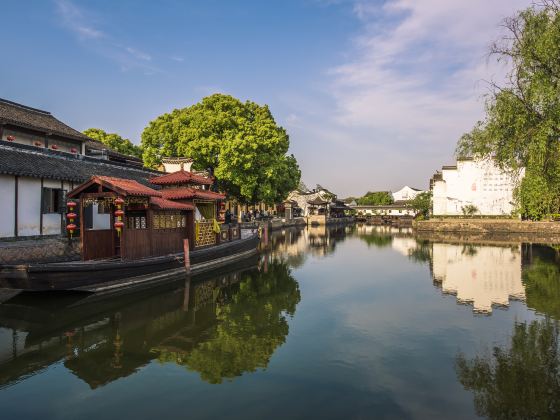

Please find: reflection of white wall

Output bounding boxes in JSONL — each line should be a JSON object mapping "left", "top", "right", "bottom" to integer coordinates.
{"left": 391, "top": 237, "right": 418, "bottom": 257}
{"left": 432, "top": 243, "right": 525, "bottom": 313}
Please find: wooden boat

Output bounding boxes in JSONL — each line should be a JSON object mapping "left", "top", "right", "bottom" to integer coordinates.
{"left": 0, "top": 173, "right": 262, "bottom": 293}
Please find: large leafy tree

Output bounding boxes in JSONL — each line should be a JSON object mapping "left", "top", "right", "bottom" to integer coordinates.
{"left": 410, "top": 191, "right": 432, "bottom": 218}
{"left": 83, "top": 128, "right": 142, "bottom": 158}
{"left": 141, "top": 94, "right": 301, "bottom": 204}
{"left": 356, "top": 191, "right": 394, "bottom": 206}
{"left": 456, "top": 1, "right": 560, "bottom": 219}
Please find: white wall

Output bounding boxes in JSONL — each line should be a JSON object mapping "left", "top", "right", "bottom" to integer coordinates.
{"left": 92, "top": 203, "right": 110, "bottom": 229}
{"left": 0, "top": 175, "right": 15, "bottom": 238}
{"left": 17, "top": 177, "right": 42, "bottom": 236}
{"left": 432, "top": 159, "right": 523, "bottom": 216}
{"left": 162, "top": 160, "right": 193, "bottom": 173}
{"left": 392, "top": 186, "right": 424, "bottom": 202}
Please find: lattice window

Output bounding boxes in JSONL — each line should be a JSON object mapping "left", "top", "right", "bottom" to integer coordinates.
{"left": 195, "top": 220, "right": 216, "bottom": 247}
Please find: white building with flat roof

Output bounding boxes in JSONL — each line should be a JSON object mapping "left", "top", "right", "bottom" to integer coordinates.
{"left": 431, "top": 159, "right": 523, "bottom": 216}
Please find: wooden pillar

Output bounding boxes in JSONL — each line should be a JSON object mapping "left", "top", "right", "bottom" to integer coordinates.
{"left": 183, "top": 238, "right": 191, "bottom": 273}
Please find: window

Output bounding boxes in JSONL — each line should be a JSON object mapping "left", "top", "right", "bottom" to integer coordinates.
{"left": 42, "top": 188, "right": 64, "bottom": 214}
{"left": 97, "top": 201, "right": 111, "bottom": 214}
{"left": 153, "top": 211, "right": 186, "bottom": 229}
{"left": 126, "top": 211, "right": 148, "bottom": 230}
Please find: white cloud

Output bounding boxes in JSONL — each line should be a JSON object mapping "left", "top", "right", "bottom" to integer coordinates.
{"left": 56, "top": 0, "right": 104, "bottom": 39}
{"left": 55, "top": 0, "right": 158, "bottom": 73}
{"left": 290, "top": 0, "right": 531, "bottom": 195}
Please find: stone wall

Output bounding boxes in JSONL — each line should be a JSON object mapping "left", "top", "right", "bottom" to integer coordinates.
{"left": 0, "top": 236, "right": 80, "bottom": 264}
{"left": 414, "top": 219, "right": 560, "bottom": 244}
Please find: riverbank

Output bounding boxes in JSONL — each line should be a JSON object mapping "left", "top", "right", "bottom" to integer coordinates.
{"left": 414, "top": 218, "right": 560, "bottom": 243}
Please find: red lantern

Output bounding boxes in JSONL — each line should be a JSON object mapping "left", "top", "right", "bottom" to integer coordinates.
{"left": 51, "top": 144, "right": 59, "bottom": 150}
{"left": 114, "top": 221, "right": 124, "bottom": 236}
{"left": 70, "top": 147, "right": 78, "bottom": 153}
{"left": 114, "top": 209, "right": 124, "bottom": 217}
{"left": 6, "top": 135, "right": 15, "bottom": 141}
{"left": 34, "top": 141, "right": 43, "bottom": 147}
{"left": 67, "top": 201, "right": 77, "bottom": 210}
{"left": 66, "top": 223, "right": 77, "bottom": 238}
{"left": 67, "top": 212, "right": 77, "bottom": 222}
{"left": 114, "top": 197, "right": 125, "bottom": 206}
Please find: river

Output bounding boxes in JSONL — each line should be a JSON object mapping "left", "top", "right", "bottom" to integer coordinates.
{"left": 0, "top": 224, "right": 558, "bottom": 419}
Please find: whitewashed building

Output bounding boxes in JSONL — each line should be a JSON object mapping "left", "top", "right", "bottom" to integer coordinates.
{"left": 0, "top": 98, "right": 159, "bottom": 239}
{"left": 431, "top": 158, "right": 524, "bottom": 216}
{"left": 392, "top": 186, "right": 425, "bottom": 202}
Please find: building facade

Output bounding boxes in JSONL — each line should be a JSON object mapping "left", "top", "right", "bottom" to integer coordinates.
{"left": 0, "top": 98, "right": 159, "bottom": 239}
{"left": 392, "top": 186, "right": 424, "bottom": 202}
{"left": 431, "top": 158, "right": 524, "bottom": 216}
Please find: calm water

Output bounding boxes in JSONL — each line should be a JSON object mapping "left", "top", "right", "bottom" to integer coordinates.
{"left": 0, "top": 225, "right": 559, "bottom": 419}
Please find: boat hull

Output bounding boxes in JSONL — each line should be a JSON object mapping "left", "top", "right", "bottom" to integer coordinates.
{"left": 0, "top": 235, "right": 260, "bottom": 292}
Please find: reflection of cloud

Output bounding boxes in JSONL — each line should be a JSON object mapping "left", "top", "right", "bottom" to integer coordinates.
{"left": 55, "top": 0, "right": 159, "bottom": 73}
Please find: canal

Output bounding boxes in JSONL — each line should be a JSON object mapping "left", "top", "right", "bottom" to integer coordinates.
{"left": 0, "top": 225, "right": 558, "bottom": 419}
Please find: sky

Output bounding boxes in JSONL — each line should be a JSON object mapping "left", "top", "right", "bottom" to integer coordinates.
{"left": 0, "top": 0, "right": 532, "bottom": 197}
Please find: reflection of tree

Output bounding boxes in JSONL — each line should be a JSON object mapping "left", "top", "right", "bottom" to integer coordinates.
{"left": 159, "top": 261, "right": 301, "bottom": 384}
{"left": 461, "top": 244, "right": 478, "bottom": 257}
{"left": 408, "top": 240, "right": 432, "bottom": 263}
{"left": 456, "top": 319, "right": 560, "bottom": 419}
{"left": 359, "top": 233, "right": 393, "bottom": 248}
{"left": 523, "top": 257, "right": 560, "bottom": 320}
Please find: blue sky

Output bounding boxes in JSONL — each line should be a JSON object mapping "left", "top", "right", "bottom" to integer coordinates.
{"left": 1, "top": 0, "right": 530, "bottom": 196}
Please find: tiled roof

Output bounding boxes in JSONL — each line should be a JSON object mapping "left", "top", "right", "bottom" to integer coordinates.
{"left": 0, "top": 98, "right": 92, "bottom": 143}
{"left": 150, "top": 169, "right": 214, "bottom": 186}
{"left": 0, "top": 142, "right": 161, "bottom": 185}
{"left": 161, "top": 187, "right": 225, "bottom": 201}
{"left": 307, "top": 196, "right": 329, "bottom": 205}
{"left": 150, "top": 196, "right": 194, "bottom": 211}
{"left": 93, "top": 176, "right": 162, "bottom": 197}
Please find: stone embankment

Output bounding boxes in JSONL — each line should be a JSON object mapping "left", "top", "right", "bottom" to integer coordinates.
{"left": 0, "top": 236, "right": 80, "bottom": 265}
{"left": 414, "top": 218, "right": 560, "bottom": 244}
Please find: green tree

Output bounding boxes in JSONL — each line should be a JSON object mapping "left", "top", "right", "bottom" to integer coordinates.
{"left": 141, "top": 94, "right": 301, "bottom": 204}
{"left": 456, "top": 1, "right": 560, "bottom": 219}
{"left": 456, "top": 318, "right": 560, "bottom": 419}
{"left": 461, "top": 204, "right": 479, "bottom": 217}
{"left": 356, "top": 191, "right": 394, "bottom": 206}
{"left": 83, "top": 128, "right": 142, "bottom": 158}
{"left": 410, "top": 191, "right": 432, "bottom": 218}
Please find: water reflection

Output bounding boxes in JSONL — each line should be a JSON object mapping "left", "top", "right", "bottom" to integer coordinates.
{"left": 0, "top": 258, "right": 300, "bottom": 388}
{"left": 456, "top": 318, "right": 560, "bottom": 418}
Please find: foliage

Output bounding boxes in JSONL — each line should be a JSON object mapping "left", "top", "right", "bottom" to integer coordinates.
{"left": 359, "top": 231, "right": 393, "bottom": 248}
{"left": 456, "top": 318, "right": 560, "bottom": 418}
{"left": 461, "top": 204, "right": 479, "bottom": 217}
{"left": 407, "top": 240, "right": 432, "bottom": 263}
{"left": 456, "top": 1, "right": 560, "bottom": 220}
{"left": 140, "top": 94, "right": 301, "bottom": 204}
{"left": 410, "top": 191, "right": 432, "bottom": 218}
{"left": 83, "top": 128, "right": 142, "bottom": 158}
{"left": 523, "top": 253, "right": 560, "bottom": 320}
{"left": 356, "top": 191, "right": 393, "bottom": 206}
{"left": 157, "top": 262, "right": 301, "bottom": 384}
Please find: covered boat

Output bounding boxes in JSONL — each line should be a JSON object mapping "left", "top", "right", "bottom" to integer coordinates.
{"left": 0, "top": 170, "right": 260, "bottom": 292}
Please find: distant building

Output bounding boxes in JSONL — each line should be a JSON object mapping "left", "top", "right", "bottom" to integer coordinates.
{"left": 287, "top": 184, "right": 336, "bottom": 217}
{"left": 431, "top": 158, "right": 523, "bottom": 216}
{"left": 392, "top": 186, "right": 425, "bottom": 202}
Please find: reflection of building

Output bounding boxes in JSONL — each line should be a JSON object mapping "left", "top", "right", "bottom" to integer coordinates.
{"left": 432, "top": 243, "right": 526, "bottom": 313}
{"left": 431, "top": 158, "right": 523, "bottom": 216}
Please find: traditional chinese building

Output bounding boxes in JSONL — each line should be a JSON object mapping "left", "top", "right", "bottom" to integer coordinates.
{"left": 0, "top": 98, "right": 158, "bottom": 240}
